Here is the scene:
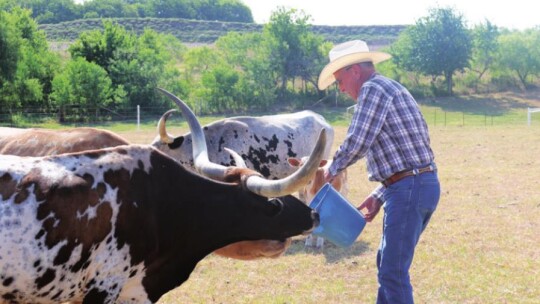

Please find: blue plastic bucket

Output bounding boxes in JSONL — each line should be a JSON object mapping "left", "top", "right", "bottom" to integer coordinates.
{"left": 309, "top": 183, "right": 366, "bottom": 247}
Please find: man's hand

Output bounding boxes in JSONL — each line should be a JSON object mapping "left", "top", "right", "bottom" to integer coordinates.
{"left": 323, "top": 167, "right": 334, "bottom": 184}
{"left": 358, "top": 195, "right": 382, "bottom": 222}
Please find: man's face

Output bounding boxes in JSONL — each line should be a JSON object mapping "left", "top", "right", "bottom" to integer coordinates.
{"left": 334, "top": 64, "right": 361, "bottom": 101}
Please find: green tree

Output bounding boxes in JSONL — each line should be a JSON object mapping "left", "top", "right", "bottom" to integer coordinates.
{"left": 69, "top": 20, "right": 136, "bottom": 76}
{"left": 70, "top": 22, "right": 182, "bottom": 108}
{"left": 109, "top": 29, "right": 181, "bottom": 108}
{"left": 194, "top": 64, "right": 241, "bottom": 112}
{"left": 0, "top": 8, "right": 59, "bottom": 109}
{"left": 263, "top": 7, "right": 311, "bottom": 97}
{"left": 183, "top": 46, "right": 221, "bottom": 83}
{"left": 81, "top": 0, "right": 137, "bottom": 19}
{"left": 495, "top": 29, "right": 540, "bottom": 89}
{"left": 196, "top": 0, "right": 253, "bottom": 23}
{"left": 215, "top": 32, "right": 276, "bottom": 109}
{"left": 470, "top": 20, "right": 500, "bottom": 86}
{"left": 0, "top": 10, "right": 21, "bottom": 88}
{"left": 152, "top": 0, "right": 197, "bottom": 19}
{"left": 51, "top": 57, "right": 119, "bottom": 122}
{"left": 391, "top": 7, "right": 472, "bottom": 95}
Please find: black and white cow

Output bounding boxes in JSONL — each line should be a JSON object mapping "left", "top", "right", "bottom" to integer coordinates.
{"left": 153, "top": 108, "right": 334, "bottom": 180}
{"left": 0, "top": 129, "right": 327, "bottom": 303}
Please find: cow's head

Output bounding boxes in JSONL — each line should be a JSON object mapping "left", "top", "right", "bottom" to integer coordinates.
{"left": 149, "top": 109, "right": 194, "bottom": 168}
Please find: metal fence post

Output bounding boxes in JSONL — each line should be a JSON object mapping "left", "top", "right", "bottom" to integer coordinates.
{"left": 137, "top": 105, "right": 140, "bottom": 130}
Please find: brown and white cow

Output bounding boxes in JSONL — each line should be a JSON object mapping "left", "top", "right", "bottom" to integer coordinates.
{"left": 0, "top": 127, "right": 129, "bottom": 156}
{"left": 0, "top": 129, "right": 327, "bottom": 303}
{"left": 288, "top": 157, "right": 349, "bottom": 249}
{"left": 0, "top": 126, "right": 293, "bottom": 261}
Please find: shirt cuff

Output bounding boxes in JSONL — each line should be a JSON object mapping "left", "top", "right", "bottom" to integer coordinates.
{"left": 371, "top": 185, "right": 385, "bottom": 203}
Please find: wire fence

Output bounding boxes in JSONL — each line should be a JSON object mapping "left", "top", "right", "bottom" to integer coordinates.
{"left": 347, "top": 105, "right": 536, "bottom": 127}
{"left": 0, "top": 105, "right": 538, "bottom": 128}
{"left": 0, "top": 105, "right": 170, "bottom": 127}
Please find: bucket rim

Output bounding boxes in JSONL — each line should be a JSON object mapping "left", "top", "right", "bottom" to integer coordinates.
{"left": 310, "top": 183, "right": 333, "bottom": 211}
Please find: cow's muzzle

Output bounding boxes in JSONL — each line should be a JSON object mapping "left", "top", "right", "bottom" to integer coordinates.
{"left": 304, "top": 210, "right": 320, "bottom": 235}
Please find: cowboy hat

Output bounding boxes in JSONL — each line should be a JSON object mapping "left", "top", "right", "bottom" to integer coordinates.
{"left": 318, "top": 40, "right": 391, "bottom": 90}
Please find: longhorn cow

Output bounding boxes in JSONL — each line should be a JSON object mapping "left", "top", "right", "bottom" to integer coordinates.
{"left": 0, "top": 105, "right": 327, "bottom": 303}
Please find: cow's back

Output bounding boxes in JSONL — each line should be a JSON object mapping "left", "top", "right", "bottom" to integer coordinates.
{"left": 0, "top": 127, "right": 128, "bottom": 156}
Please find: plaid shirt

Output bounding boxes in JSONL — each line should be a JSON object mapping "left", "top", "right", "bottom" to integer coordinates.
{"left": 328, "top": 73, "right": 435, "bottom": 201}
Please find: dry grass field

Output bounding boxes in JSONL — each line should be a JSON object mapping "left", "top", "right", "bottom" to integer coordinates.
{"left": 114, "top": 122, "right": 540, "bottom": 303}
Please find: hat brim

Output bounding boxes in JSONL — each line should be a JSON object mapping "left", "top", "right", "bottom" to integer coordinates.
{"left": 318, "top": 52, "right": 392, "bottom": 90}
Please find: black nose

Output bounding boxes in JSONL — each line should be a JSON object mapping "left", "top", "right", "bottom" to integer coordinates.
{"left": 311, "top": 210, "right": 320, "bottom": 228}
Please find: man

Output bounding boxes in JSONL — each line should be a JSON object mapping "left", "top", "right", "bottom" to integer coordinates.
{"left": 320, "top": 40, "right": 440, "bottom": 303}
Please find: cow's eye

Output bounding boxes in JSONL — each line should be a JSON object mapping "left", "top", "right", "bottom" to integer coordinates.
{"left": 267, "top": 198, "right": 284, "bottom": 216}
{"left": 168, "top": 136, "right": 184, "bottom": 149}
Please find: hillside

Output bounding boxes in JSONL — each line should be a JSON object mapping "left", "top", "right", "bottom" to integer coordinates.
{"left": 38, "top": 17, "right": 406, "bottom": 48}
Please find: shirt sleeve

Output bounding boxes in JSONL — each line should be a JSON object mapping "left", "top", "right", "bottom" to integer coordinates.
{"left": 328, "top": 84, "right": 390, "bottom": 177}
{"left": 370, "top": 184, "right": 385, "bottom": 203}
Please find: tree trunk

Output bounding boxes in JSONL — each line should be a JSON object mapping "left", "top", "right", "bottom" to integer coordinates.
{"left": 446, "top": 72, "right": 453, "bottom": 95}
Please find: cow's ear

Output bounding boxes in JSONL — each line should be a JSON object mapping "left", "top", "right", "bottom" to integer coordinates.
{"left": 287, "top": 158, "right": 300, "bottom": 167}
{"left": 168, "top": 136, "right": 184, "bottom": 149}
{"left": 267, "top": 198, "right": 284, "bottom": 216}
{"left": 320, "top": 160, "right": 328, "bottom": 167}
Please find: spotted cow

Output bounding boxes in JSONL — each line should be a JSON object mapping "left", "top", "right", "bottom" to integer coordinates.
{"left": 0, "top": 127, "right": 327, "bottom": 303}
{"left": 0, "top": 126, "right": 295, "bottom": 261}
{"left": 153, "top": 108, "right": 334, "bottom": 180}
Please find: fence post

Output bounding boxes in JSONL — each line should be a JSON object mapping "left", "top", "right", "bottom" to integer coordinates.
{"left": 137, "top": 105, "right": 140, "bottom": 130}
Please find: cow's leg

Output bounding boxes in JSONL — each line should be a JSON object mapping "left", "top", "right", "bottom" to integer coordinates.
{"left": 315, "top": 236, "right": 324, "bottom": 249}
{"left": 305, "top": 234, "right": 315, "bottom": 247}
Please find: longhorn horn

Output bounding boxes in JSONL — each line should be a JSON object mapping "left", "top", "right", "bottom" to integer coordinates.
{"left": 157, "top": 87, "right": 327, "bottom": 197}
{"left": 158, "top": 109, "right": 178, "bottom": 144}
{"left": 224, "top": 147, "right": 248, "bottom": 168}
{"left": 157, "top": 88, "right": 229, "bottom": 181}
{"left": 243, "top": 128, "right": 327, "bottom": 197}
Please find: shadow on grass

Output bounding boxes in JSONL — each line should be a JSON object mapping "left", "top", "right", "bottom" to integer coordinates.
{"left": 285, "top": 238, "right": 370, "bottom": 263}
{"left": 418, "top": 90, "right": 540, "bottom": 116}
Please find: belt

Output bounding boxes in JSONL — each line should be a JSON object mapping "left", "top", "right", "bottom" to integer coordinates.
{"left": 382, "top": 164, "right": 436, "bottom": 187}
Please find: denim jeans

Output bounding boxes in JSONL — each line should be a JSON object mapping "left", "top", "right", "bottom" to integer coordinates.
{"left": 376, "top": 170, "right": 440, "bottom": 304}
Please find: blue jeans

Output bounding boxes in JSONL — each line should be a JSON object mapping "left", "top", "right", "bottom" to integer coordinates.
{"left": 376, "top": 170, "right": 440, "bottom": 304}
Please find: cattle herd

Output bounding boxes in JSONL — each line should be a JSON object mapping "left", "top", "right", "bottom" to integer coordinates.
{"left": 0, "top": 88, "right": 348, "bottom": 303}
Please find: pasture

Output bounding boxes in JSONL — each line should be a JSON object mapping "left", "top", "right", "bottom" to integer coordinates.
{"left": 112, "top": 121, "right": 539, "bottom": 303}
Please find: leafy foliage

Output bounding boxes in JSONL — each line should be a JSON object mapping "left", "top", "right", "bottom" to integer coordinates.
{"left": 495, "top": 29, "right": 540, "bottom": 89}
{"left": 51, "top": 57, "right": 119, "bottom": 121}
{"left": 263, "top": 7, "right": 327, "bottom": 99}
{"left": 7, "top": 0, "right": 253, "bottom": 24}
{"left": 0, "top": 8, "right": 59, "bottom": 110}
{"left": 69, "top": 21, "right": 182, "bottom": 109}
{"left": 470, "top": 20, "right": 500, "bottom": 84}
{"left": 391, "top": 7, "right": 472, "bottom": 95}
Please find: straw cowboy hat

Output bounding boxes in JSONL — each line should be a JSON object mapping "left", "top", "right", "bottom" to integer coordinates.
{"left": 318, "top": 40, "right": 392, "bottom": 90}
